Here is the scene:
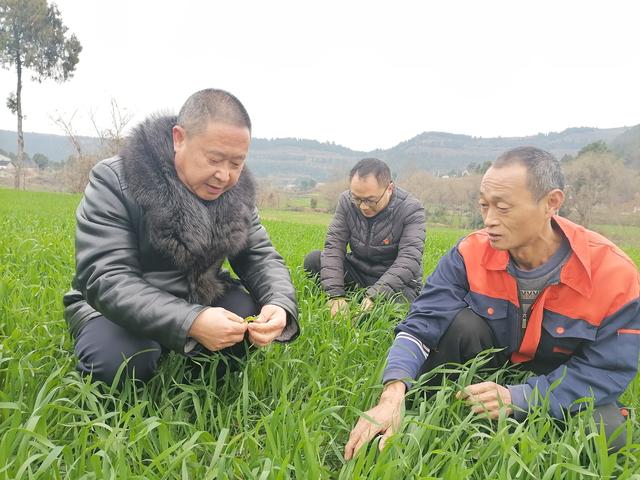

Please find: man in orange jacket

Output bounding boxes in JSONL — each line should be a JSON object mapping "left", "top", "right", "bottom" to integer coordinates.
{"left": 345, "top": 147, "right": 640, "bottom": 458}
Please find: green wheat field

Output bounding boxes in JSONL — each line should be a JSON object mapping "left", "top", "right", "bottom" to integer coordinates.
{"left": 1, "top": 188, "right": 640, "bottom": 479}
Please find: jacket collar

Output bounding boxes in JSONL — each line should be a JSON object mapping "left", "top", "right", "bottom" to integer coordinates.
{"left": 481, "top": 215, "right": 592, "bottom": 297}
{"left": 121, "top": 114, "right": 257, "bottom": 305}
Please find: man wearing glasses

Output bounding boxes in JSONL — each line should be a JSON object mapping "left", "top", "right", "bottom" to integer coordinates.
{"left": 304, "top": 158, "right": 426, "bottom": 317}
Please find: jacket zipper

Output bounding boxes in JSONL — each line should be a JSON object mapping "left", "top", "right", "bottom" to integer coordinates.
{"left": 514, "top": 282, "right": 557, "bottom": 353}
{"left": 366, "top": 219, "right": 376, "bottom": 256}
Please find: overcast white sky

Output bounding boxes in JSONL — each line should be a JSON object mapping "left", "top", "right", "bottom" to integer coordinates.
{"left": 1, "top": 0, "right": 639, "bottom": 151}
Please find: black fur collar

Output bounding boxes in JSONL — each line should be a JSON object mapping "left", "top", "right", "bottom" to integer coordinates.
{"left": 121, "top": 114, "right": 256, "bottom": 305}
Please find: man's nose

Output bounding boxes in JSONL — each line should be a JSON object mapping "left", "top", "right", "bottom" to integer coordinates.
{"left": 483, "top": 207, "right": 499, "bottom": 228}
{"left": 213, "top": 164, "right": 229, "bottom": 183}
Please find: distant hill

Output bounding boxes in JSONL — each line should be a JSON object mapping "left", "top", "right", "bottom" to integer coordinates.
{"left": 0, "top": 125, "right": 635, "bottom": 182}
{"left": 0, "top": 130, "right": 100, "bottom": 163}
{"left": 374, "top": 127, "right": 631, "bottom": 174}
{"left": 611, "top": 124, "right": 640, "bottom": 169}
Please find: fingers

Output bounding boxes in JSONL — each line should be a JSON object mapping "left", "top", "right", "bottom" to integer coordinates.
{"left": 248, "top": 317, "right": 285, "bottom": 334}
{"left": 218, "top": 331, "right": 247, "bottom": 347}
{"left": 465, "top": 390, "right": 500, "bottom": 405}
{"left": 253, "top": 314, "right": 267, "bottom": 323}
{"left": 344, "top": 418, "right": 382, "bottom": 460}
{"left": 226, "top": 320, "right": 249, "bottom": 335}
{"left": 248, "top": 323, "right": 282, "bottom": 346}
{"left": 470, "top": 400, "right": 500, "bottom": 414}
{"left": 379, "top": 428, "right": 394, "bottom": 451}
{"left": 222, "top": 309, "right": 245, "bottom": 323}
{"left": 344, "top": 423, "right": 366, "bottom": 460}
{"left": 258, "top": 304, "right": 286, "bottom": 321}
{"left": 456, "top": 381, "right": 501, "bottom": 400}
{"left": 248, "top": 330, "right": 273, "bottom": 347}
{"left": 456, "top": 382, "right": 512, "bottom": 419}
{"left": 458, "top": 382, "right": 495, "bottom": 397}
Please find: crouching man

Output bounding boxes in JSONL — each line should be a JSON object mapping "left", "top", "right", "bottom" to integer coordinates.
{"left": 63, "top": 89, "right": 299, "bottom": 385}
{"left": 304, "top": 158, "right": 425, "bottom": 316}
{"left": 345, "top": 147, "right": 640, "bottom": 457}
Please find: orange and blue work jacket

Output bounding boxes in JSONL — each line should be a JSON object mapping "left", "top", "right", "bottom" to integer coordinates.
{"left": 386, "top": 216, "right": 640, "bottom": 419}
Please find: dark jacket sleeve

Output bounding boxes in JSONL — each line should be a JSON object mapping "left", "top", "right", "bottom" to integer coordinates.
{"left": 320, "top": 192, "right": 351, "bottom": 298}
{"left": 229, "top": 208, "right": 299, "bottom": 342}
{"left": 366, "top": 202, "right": 426, "bottom": 299}
{"left": 73, "top": 162, "right": 207, "bottom": 352}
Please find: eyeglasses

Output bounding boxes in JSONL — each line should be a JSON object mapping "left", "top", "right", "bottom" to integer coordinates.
{"left": 349, "top": 185, "right": 390, "bottom": 209}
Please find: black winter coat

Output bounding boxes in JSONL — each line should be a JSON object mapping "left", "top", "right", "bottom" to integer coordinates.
{"left": 63, "top": 115, "right": 299, "bottom": 352}
{"left": 320, "top": 187, "right": 426, "bottom": 302}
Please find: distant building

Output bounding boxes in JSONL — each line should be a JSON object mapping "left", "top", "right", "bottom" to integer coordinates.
{"left": 0, "top": 159, "right": 12, "bottom": 170}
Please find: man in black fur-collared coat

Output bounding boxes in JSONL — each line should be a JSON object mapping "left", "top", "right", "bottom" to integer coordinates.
{"left": 63, "top": 89, "right": 299, "bottom": 385}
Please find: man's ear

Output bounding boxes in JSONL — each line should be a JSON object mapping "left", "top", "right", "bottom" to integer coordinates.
{"left": 546, "top": 189, "right": 565, "bottom": 216}
{"left": 172, "top": 125, "right": 186, "bottom": 152}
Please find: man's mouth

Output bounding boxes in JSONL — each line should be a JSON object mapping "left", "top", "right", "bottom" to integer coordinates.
{"left": 205, "top": 184, "right": 223, "bottom": 195}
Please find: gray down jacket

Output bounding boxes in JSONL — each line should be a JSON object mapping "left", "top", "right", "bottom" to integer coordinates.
{"left": 62, "top": 115, "right": 299, "bottom": 352}
{"left": 320, "top": 187, "right": 426, "bottom": 302}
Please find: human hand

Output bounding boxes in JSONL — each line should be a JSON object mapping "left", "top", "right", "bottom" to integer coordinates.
{"left": 188, "top": 307, "right": 248, "bottom": 351}
{"left": 344, "top": 381, "right": 406, "bottom": 460}
{"left": 456, "top": 381, "right": 513, "bottom": 419}
{"left": 360, "top": 297, "right": 374, "bottom": 312}
{"left": 247, "top": 304, "right": 287, "bottom": 347}
{"left": 329, "top": 297, "right": 349, "bottom": 317}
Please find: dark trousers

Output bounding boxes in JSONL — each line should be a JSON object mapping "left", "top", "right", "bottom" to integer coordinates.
{"left": 74, "top": 284, "right": 260, "bottom": 385}
{"left": 423, "top": 308, "right": 627, "bottom": 451}
{"left": 303, "top": 249, "right": 374, "bottom": 291}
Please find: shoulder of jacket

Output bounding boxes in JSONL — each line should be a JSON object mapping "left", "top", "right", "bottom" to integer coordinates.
{"left": 458, "top": 230, "right": 490, "bottom": 254}
{"left": 394, "top": 187, "right": 422, "bottom": 211}
{"left": 583, "top": 229, "right": 640, "bottom": 291}
{"left": 93, "top": 156, "right": 128, "bottom": 190}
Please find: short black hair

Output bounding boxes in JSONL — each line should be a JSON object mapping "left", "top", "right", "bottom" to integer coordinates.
{"left": 177, "top": 88, "right": 251, "bottom": 136}
{"left": 349, "top": 158, "right": 392, "bottom": 185}
{"left": 493, "top": 146, "right": 565, "bottom": 200}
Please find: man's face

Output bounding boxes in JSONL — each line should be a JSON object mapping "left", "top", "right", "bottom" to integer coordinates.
{"left": 173, "top": 122, "right": 250, "bottom": 201}
{"left": 479, "top": 163, "right": 552, "bottom": 251}
{"left": 349, "top": 173, "right": 392, "bottom": 217}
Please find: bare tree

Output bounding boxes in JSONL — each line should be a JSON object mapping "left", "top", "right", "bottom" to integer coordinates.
{"left": 317, "top": 177, "right": 349, "bottom": 212}
{"left": 256, "top": 179, "right": 284, "bottom": 209}
{"left": 52, "top": 100, "right": 132, "bottom": 193}
{"left": 90, "top": 98, "right": 132, "bottom": 158}
{"left": 51, "top": 111, "right": 97, "bottom": 193}
{"left": 398, "top": 169, "right": 483, "bottom": 227}
{"left": 564, "top": 151, "right": 625, "bottom": 227}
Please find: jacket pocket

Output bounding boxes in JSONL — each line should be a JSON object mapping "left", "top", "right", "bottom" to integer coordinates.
{"left": 541, "top": 311, "right": 597, "bottom": 355}
{"left": 464, "top": 291, "right": 511, "bottom": 346}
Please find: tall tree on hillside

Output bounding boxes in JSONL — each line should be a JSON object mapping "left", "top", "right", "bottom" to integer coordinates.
{"left": 0, "top": 0, "right": 81, "bottom": 189}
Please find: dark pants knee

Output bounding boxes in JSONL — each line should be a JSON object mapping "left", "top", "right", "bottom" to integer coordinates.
{"left": 303, "top": 250, "right": 322, "bottom": 277}
{"left": 592, "top": 403, "right": 627, "bottom": 452}
{"left": 74, "top": 316, "right": 162, "bottom": 385}
{"left": 420, "top": 308, "right": 498, "bottom": 375}
{"left": 303, "top": 249, "right": 370, "bottom": 291}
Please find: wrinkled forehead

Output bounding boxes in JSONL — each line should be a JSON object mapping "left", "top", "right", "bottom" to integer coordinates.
{"left": 480, "top": 165, "right": 532, "bottom": 201}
